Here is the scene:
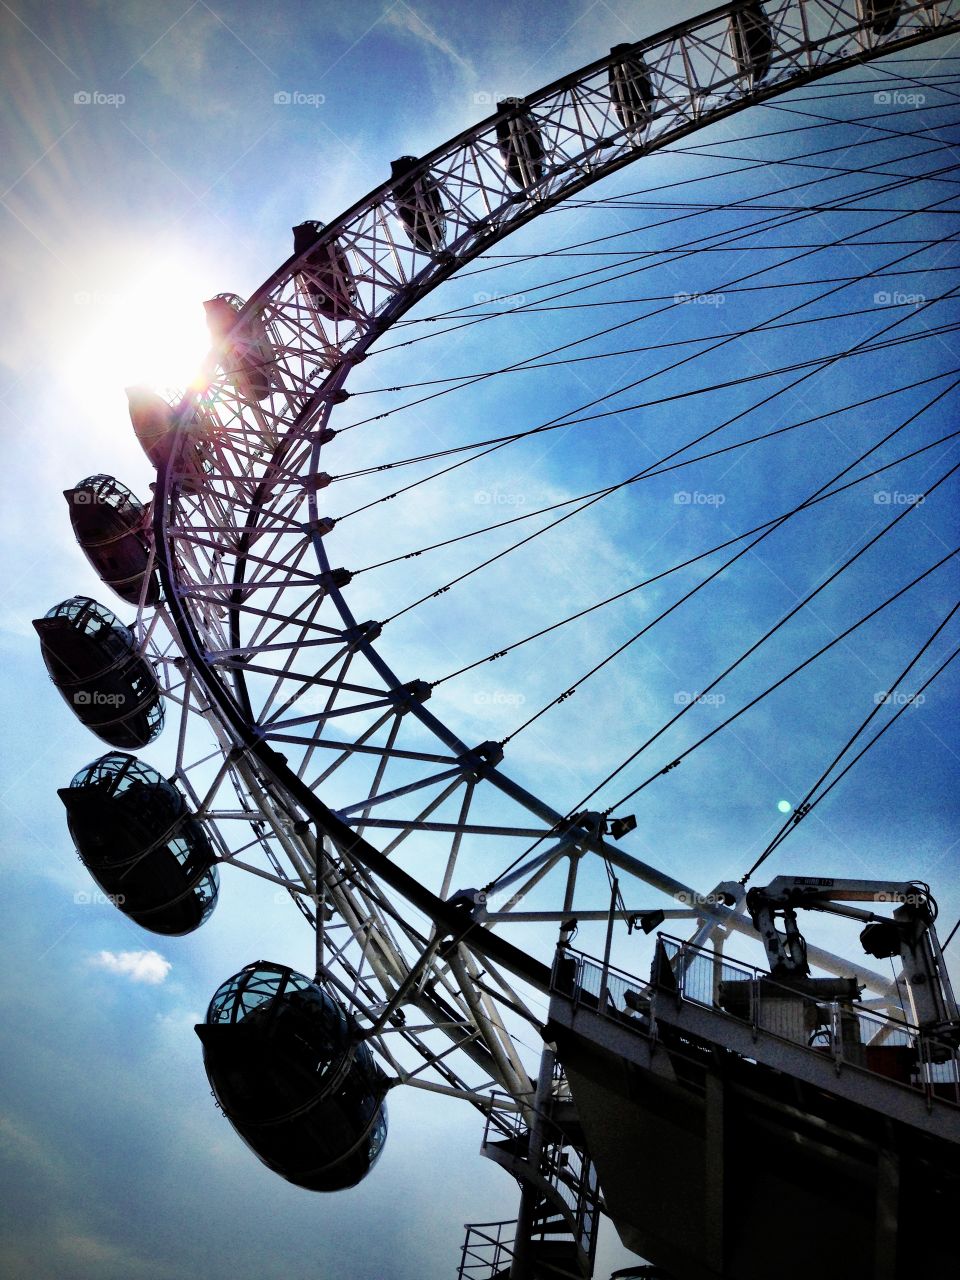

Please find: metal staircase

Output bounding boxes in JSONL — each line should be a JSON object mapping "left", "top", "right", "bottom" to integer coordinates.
{"left": 458, "top": 1068, "right": 601, "bottom": 1280}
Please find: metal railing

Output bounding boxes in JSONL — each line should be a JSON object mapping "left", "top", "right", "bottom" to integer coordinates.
{"left": 457, "top": 1220, "right": 514, "bottom": 1280}
{"left": 551, "top": 939, "right": 960, "bottom": 1107}
{"left": 480, "top": 1090, "right": 598, "bottom": 1263}
{"left": 659, "top": 934, "right": 960, "bottom": 1105}
{"left": 551, "top": 947, "right": 650, "bottom": 1021}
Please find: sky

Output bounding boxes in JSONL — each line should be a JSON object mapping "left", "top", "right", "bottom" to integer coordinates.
{"left": 1, "top": 2, "right": 959, "bottom": 1279}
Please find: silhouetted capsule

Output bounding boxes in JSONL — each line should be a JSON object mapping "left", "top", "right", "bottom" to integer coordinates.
{"left": 730, "top": 3, "right": 773, "bottom": 85}
{"left": 127, "top": 386, "right": 177, "bottom": 471}
{"left": 861, "top": 0, "right": 901, "bottom": 36}
{"left": 196, "top": 961, "right": 388, "bottom": 1191}
{"left": 496, "top": 98, "right": 546, "bottom": 189}
{"left": 33, "top": 596, "right": 164, "bottom": 748}
{"left": 59, "top": 752, "right": 218, "bottom": 935}
{"left": 292, "top": 221, "right": 358, "bottom": 321}
{"left": 203, "top": 294, "right": 277, "bottom": 402}
{"left": 126, "top": 387, "right": 206, "bottom": 491}
{"left": 390, "top": 156, "right": 446, "bottom": 253}
{"left": 609, "top": 44, "right": 655, "bottom": 135}
{"left": 64, "top": 475, "right": 160, "bottom": 607}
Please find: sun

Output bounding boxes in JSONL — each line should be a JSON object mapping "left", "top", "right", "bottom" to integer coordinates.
{"left": 63, "top": 251, "right": 216, "bottom": 410}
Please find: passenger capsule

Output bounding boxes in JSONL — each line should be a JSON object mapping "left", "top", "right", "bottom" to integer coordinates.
{"left": 33, "top": 597, "right": 164, "bottom": 749}
{"left": 64, "top": 475, "right": 160, "bottom": 607}
{"left": 126, "top": 387, "right": 206, "bottom": 491}
{"left": 203, "top": 294, "right": 277, "bottom": 402}
{"left": 861, "top": 0, "right": 901, "bottom": 35}
{"left": 390, "top": 156, "right": 446, "bottom": 254}
{"left": 59, "top": 753, "right": 218, "bottom": 935}
{"left": 292, "top": 221, "right": 358, "bottom": 321}
{"left": 730, "top": 3, "right": 773, "bottom": 85}
{"left": 609, "top": 44, "right": 655, "bottom": 135}
{"left": 195, "top": 962, "right": 388, "bottom": 1191}
{"left": 127, "top": 386, "right": 176, "bottom": 471}
{"left": 496, "top": 98, "right": 546, "bottom": 189}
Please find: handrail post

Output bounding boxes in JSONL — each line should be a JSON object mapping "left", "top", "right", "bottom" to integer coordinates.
{"left": 599, "top": 875, "right": 618, "bottom": 1015}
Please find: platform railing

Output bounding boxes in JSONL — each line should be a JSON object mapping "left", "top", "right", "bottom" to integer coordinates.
{"left": 551, "top": 946, "right": 649, "bottom": 1019}
{"left": 457, "top": 1220, "right": 514, "bottom": 1280}
{"left": 551, "top": 939, "right": 960, "bottom": 1107}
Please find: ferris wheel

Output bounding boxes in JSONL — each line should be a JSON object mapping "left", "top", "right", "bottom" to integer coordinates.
{"left": 36, "top": 3, "right": 960, "bottom": 1276}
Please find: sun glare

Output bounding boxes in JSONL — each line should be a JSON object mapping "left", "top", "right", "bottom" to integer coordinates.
{"left": 64, "top": 255, "right": 215, "bottom": 408}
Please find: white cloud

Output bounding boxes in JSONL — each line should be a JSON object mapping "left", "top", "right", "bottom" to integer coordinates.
{"left": 89, "top": 950, "right": 172, "bottom": 985}
{"left": 154, "top": 1007, "right": 202, "bottom": 1029}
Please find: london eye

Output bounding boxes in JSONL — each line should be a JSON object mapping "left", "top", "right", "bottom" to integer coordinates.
{"left": 32, "top": 3, "right": 960, "bottom": 1277}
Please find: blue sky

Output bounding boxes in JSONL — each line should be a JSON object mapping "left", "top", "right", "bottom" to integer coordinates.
{"left": 2, "top": 2, "right": 959, "bottom": 1278}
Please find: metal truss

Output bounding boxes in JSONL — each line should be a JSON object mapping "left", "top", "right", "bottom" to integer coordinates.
{"left": 127, "top": 0, "right": 959, "bottom": 1154}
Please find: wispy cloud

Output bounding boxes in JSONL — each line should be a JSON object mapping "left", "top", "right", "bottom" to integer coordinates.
{"left": 56, "top": 1231, "right": 180, "bottom": 1279}
{"left": 383, "top": 2, "right": 474, "bottom": 75}
{"left": 89, "top": 950, "right": 171, "bottom": 985}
